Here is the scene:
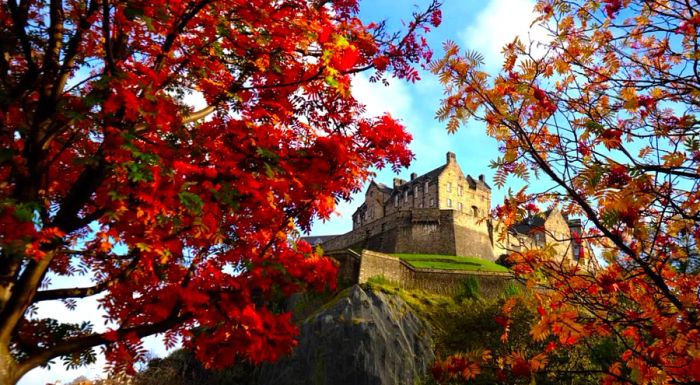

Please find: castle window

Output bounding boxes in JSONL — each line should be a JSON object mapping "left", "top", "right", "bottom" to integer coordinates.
{"left": 536, "top": 233, "right": 545, "bottom": 244}
{"left": 414, "top": 186, "right": 419, "bottom": 196}
{"left": 424, "top": 181, "right": 429, "bottom": 192}
{"left": 472, "top": 206, "right": 478, "bottom": 216}
{"left": 430, "top": 198, "right": 435, "bottom": 207}
{"left": 394, "top": 195, "right": 399, "bottom": 207}
{"left": 447, "top": 182, "right": 452, "bottom": 192}
{"left": 458, "top": 185, "right": 463, "bottom": 196}
{"left": 447, "top": 198, "right": 452, "bottom": 208}
{"left": 404, "top": 190, "right": 409, "bottom": 202}
{"left": 458, "top": 202, "right": 463, "bottom": 211}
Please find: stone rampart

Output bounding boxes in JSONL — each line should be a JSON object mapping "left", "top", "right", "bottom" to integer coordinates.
{"left": 353, "top": 250, "right": 513, "bottom": 299}
{"left": 404, "top": 268, "right": 513, "bottom": 298}
{"left": 326, "top": 249, "right": 362, "bottom": 286}
{"left": 357, "top": 250, "right": 406, "bottom": 284}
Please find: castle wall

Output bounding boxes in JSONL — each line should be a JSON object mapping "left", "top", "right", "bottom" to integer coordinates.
{"left": 491, "top": 226, "right": 535, "bottom": 260}
{"left": 324, "top": 208, "right": 496, "bottom": 259}
{"left": 405, "top": 268, "right": 514, "bottom": 298}
{"left": 398, "top": 211, "right": 455, "bottom": 255}
{"left": 437, "top": 156, "right": 490, "bottom": 217}
{"left": 326, "top": 250, "right": 362, "bottom": 286}
{"left": 354, "top": 250, "right": 513, "bottom": 299}
{"left": 357, "top": 250, "right": 408, "bottom": 284}
{"left": 323, "top": 210, "right": 410, "bottom": 253}
{"left": 544, "top": 211, "right": 575, "bottom": 261}
{"left": 383, "top": 178, "right": 440, "bottom": 217}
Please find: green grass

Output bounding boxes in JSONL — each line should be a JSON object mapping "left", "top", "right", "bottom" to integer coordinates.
{"left": 394, "top": 253, "right": 509, "bottom": 272}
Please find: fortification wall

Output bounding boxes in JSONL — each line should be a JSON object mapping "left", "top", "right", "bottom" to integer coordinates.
{"left": 354, "top": 250, "right": 513, "bottom": 299}
{"left": 323, "top": 209, "right": 454, "bottom": 255}
{"left": 357, "top": 250, "right": 407, "bottom": 284}
{"left": 326, "top": 250, "right": 362, "bottom": 286}
{"left": 323, "top": 208, "right": 497, "bottom": 259}
{"left": 322, "top": 210, "right": 406, "bottom": 252}
{"left": 448, "top": 211, "right": 496, "bottom": 260}
{"left": 404, "top": 268, "right": 512, "bottom": 298}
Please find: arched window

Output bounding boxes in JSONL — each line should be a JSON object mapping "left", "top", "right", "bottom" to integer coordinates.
{"left": 472, "top": 206, "right": 478, "bottom": 216}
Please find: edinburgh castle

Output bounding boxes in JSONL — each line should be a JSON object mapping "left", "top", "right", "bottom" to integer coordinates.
{"left": 319, "top": 152, "right": 591, "bottom": 268}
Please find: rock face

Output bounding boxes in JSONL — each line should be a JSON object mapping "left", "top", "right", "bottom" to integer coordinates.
{"left": 258, "top": 285, "right": 434, "bottom": 385}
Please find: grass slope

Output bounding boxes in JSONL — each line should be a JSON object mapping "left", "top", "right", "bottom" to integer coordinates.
{"left": 395, "top": 253, "right": 509, "bottom": 272}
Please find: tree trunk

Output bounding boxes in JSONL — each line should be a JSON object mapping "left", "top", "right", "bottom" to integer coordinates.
{"left": 0, "top": 346, "right": 20, "bottom": 385}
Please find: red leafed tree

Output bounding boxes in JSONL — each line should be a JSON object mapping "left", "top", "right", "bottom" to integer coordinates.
{"left": 431, "top": 0, "right": 699, "bottom": 384}
{"left": 0, "top": 0, "right": 441, "bottom": 383}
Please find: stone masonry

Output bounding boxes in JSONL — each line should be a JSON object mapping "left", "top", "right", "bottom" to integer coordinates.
{"left": 323, "top": 152, "right": 497, "bottom": 260}
{"left": 321, "top": 151, "right": 594, "bottom": 269}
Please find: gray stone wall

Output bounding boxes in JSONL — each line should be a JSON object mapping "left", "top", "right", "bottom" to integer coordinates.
{"left": 404, "top": 268, "right": 513, "bottom": 298}
{"left": 326, "top": 250, "right": 362, "bottom": 286}
{"left": 324, "top": 208, "right": 496, "bottom": 260}
{"left": 352, "top": 250, "right": 513, "bottom": 299}
{"left": 357, "top": 250, "right": 406, "bottom": 284}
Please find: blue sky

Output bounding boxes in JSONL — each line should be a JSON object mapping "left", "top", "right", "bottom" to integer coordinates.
{"left": 22, "top": 1, "right": 544, "bottom": 383}
{"left": 311, "top": 0, "right": 544, "bottom": 236}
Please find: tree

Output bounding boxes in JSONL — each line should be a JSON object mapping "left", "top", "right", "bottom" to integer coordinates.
{"left": 0, "top": 0, "right": 442, "bottom": 383}
{"left": 431, "top": 0, "right": 699, "bottom": 383}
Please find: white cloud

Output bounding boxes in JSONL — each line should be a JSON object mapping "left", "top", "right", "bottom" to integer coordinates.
{"left": 307, "top": 74, "right": 418, "bottom": 235}
{"left": 182, "top": 90, "right": 207, "bottom": 111}
{"left": 460, "top": 0, "right": 549, "bottom": 70}
{"left": 351, "top": 73, "right": 414, "bottom": 120}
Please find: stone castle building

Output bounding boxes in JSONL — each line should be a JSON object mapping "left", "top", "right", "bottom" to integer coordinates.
{"left": 321, "top": 152, "right": 591, "bottom": 267}
{"left": 322, "top": 152, "right": 496, "bottom": 259}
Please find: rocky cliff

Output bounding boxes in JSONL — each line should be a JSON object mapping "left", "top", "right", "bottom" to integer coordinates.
{"left": 258, "top": 285, "right": 434, "bottom": 385}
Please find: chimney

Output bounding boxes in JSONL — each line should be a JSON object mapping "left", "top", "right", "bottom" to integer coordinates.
{"left": 410, "top": 172, "right": 417, "bottom": 180}
{"left": 393, "top": 178, "right": 404, "bottom": 188}
{"left": 478, "top": 174, "right": 485, "bottom": 183}
{"left": 446, "top": 151, "right": 457, "bottom": 164}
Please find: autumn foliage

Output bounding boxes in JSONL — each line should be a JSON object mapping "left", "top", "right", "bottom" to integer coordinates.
{"left": 0, "top": 0, "right": 441, "bottom": 383}
{"left": 431, "top": 0, "right": 699, "bottom": 384}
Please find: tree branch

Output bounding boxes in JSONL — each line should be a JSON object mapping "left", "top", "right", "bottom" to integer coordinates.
{"left": 0, "top": 253, "right": 53, "bottom": 346}
{"left": 14, "top": 311, "right": 192, "bottom": 381}
{"left": 34, "top": 254, "right": 140, "bottom": 302}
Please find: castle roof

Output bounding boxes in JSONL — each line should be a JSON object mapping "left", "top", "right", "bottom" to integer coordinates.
{"left": 404, "top": 164, "right": 447, "bottom": 189}
{"left": 370, "top": 180, "right": 393, "bottom": 194}
{"left": 372, "top": 152, "right": 491, "bottom": 194}
{"left": 512, "top": 209, "right": 554, "bottom": 235}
